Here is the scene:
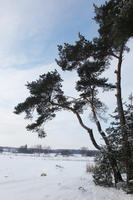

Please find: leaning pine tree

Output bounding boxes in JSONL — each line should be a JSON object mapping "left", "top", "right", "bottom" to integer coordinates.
{"left": 14, "top": 0, "right": 133, "bottom": 192}
{"left": 14, "top": 48, "right": 123, "bottom": 186}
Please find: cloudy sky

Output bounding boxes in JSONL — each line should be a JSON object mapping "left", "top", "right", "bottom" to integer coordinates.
{"left": 0, "top": 0, "right": 132, "bottom": 149}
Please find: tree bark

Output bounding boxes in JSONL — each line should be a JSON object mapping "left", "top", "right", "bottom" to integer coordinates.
{"left": 89, "top": 92, "right": 123, "bottom": 184}
{"left": 116, "top": 45, "right": 133, "bottom": 187}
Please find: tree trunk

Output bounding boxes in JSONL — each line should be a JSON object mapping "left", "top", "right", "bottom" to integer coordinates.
{"left": 51, "top": 99, "right": 124, "bottom": 185}
{"left": 90, "top": 94, "right": 123, "bottom": 184}
{"left": 116, "top": 45, "right": 133, "bottom": 190}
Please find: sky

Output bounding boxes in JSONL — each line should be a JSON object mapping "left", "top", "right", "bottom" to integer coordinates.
{"left": 0, "top": 0, "right": 132, "bottom": 150}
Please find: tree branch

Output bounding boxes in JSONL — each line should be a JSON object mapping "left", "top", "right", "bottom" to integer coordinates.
{"left": 84, "top": 89, "right": 110, "bottom": 147}
{"left": 50, "top": 100, "right": 101, "bottom": 150}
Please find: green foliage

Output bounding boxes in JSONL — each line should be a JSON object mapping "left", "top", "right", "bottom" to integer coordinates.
{"left": 56, "top": 34, "right": 94, "bottom": 71}
{"left": 15, "top": 40, "right": 114, "bottom": 136}
{"left": 93, "top": 100, "right": 133, "bottom": 190}
{"left": 94, "top": 0, "right": 133, "bottom": 49}
{"left": 14, "top": 70, "right": 64, "bottom": 135}
{"left": 106, "top": 102, "right": 133, "bottom": 171}
{"left": 93, "top": 150, "right": 113, "bottom": 187}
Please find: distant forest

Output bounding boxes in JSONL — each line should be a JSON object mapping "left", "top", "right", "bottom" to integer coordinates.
{"left": 0, "top": 145, "right": 99, "bottom": 156}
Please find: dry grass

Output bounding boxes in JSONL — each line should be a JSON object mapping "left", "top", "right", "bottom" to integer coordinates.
{"left": 41, "top": 173, "right": 47, "bottom": 176}
{"left": 86, "top": 163, "right": 95, "bottom": 173}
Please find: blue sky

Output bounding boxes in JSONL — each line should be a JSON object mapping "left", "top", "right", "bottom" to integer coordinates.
{"left": 0, "top": 0, "right": 132, "bottom": 149}
{"left": 0, "top": 0, "right": 102, "bottom": 69}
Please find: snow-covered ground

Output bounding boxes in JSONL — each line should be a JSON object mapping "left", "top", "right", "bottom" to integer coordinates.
{"left": 0, "top": 153, "right": 132, "bottom": 200}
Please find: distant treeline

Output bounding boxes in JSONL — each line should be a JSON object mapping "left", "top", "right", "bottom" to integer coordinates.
{"left": 0, "top": 146, "right": 100, "bottom": 156}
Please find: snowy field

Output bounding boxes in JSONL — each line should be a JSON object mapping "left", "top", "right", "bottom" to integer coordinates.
{"left": 0, "top": 153, "right": 132, "bottom": 200}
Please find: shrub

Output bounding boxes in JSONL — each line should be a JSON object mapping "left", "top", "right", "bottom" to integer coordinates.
{"left": 93, "top": 153, "right": 113, "bottom": 187}
{"left": 86, "top": 163, "right": 95, "bottom": 173}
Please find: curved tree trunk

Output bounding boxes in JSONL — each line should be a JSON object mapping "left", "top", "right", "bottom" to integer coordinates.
{"left": 51, "top": 99, "right": 123, "bottom": 185}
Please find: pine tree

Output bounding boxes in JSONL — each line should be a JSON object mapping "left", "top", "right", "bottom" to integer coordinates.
{"left": 93, "top": 148, "right": 113, "bottom": 187}
{"left": 105, "top": 97, "right": 133, "bottom": 192}
{"left": 94, "top": 0, "right": 133, "bottom": 186}
{"left": 55, "top": 0, "right": 133, "bottom": 189}
{"left": 14, "top": 0, "right": 133, "bottom": 192}
{"left": 93, "top": 97, "right": 133, "bottom": 192}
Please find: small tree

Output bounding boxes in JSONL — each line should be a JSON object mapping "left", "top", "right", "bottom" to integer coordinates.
{"left": 94, "top": 97, "right": 133, "bottom": 192}
{"left": 93, "top": 149, "right": 113, "bottom": 187}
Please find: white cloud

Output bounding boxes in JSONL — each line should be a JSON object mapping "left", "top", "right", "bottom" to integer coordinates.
{"left": 0, "top": 0, "right": 81, "bottom": 68}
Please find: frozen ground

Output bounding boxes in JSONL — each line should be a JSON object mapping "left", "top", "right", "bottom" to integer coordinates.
{"left": 0, "top": 153, "right": 132, "bottom": 200}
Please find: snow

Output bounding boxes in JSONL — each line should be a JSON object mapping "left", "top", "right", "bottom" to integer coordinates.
{"left": 0, "top": 153, "right": 132, "bottom": 200}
